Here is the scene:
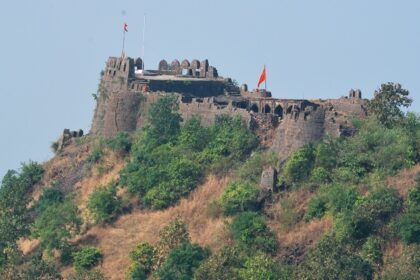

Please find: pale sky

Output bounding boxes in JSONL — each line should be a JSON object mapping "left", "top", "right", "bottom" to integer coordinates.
{"left": 0, "top": 0, "right": 419, "bottom": 178}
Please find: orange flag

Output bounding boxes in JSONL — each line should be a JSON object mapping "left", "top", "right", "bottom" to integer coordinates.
{"left": 257, "top": 65, "right": 266, "bottom": 88}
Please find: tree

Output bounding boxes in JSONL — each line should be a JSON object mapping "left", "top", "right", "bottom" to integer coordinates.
{"left": 368, "top": 82, "right": 412, "bottom": 128}
{"left": 239, "top": 253, "right": 291, "bottom": 280}
{"left": 229, "top": 212, "right": 277, "bottom": 253}
{"left": 31, "top": 198, "right": 82, "bottom": 253}
{"left": 147, "top": 95, "right": 182, "bottom": 146}
{"left": 73, "top": 247, "right": 103, "bottom": 272}
{"left": 298, "top": 235, "right": 372, "bottom": 280}
{"left": 157, "top": 243, "right": 210, "bottom": 280}
{"left": 87, "top": 184, "right": 122, "bottom": 224}
{"left": 220, "top": 181, "right": 259, "bottom": 215}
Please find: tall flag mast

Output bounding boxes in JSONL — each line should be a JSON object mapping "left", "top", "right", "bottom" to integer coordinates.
{"left": 121, "top": 23, "right": 128, "bottom": 58}
{"left": 141, "top": 14, "right": 146, "bottom": 71}
{"left": 257, "top": 65, "right": 267, "bottom": 92}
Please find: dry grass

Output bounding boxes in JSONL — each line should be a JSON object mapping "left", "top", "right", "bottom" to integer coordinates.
{"left": 387, "top": 164, "right": 420, "bottom": 197}
{"left": 68, "top": 175, "right": 230, "bottom": 279}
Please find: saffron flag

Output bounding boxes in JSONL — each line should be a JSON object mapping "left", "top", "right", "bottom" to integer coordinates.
{"left": 257, "top": 65, "right": 266, "bottom": 88}
{"left": 124, "top": 23, "right": 128, "bottom": 32}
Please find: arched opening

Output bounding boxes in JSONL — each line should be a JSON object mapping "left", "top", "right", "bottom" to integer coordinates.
{"left": 274, "top": 105, "right": 283, "bottom": 117}
{"left": 264, "top": 104, "right": 271, "bottom": 113}
{"left": 250, "top": 104, "right": 259, "bottom": 113}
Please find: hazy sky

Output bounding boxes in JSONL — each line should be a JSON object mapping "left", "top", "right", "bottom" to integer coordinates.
{"left": 0, "top": 0, "right": 419, "bottom": 178}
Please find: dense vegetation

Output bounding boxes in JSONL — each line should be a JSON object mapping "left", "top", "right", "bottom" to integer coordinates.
{"left": 1, "top": 84, "right": 420, "bottom": 279}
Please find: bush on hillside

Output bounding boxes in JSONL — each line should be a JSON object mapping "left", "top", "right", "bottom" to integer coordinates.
{"left": 127, "top": 242, "right": 156, "bottom": 280}
{"left": 87, "top": 183, "right": 122, "bottom": 224}
{"left": 280, "top": 145, "right": 315, "bottom": 187}
{"left": 34, "top": 186, "right": 64, "bottom": 213}
{"left": 230, "top": 212, "right": 277, "bottom": 253}
{"left": 193, "top": 246, "right": 244, "bottom": 280}
{"left": 297, "top": 235, "right": 372, "bottom": 280}
{"left": 106, "top": 132, "right": 132, "bottom": 155}
{"left": 157, "top": 243, "right": 210, "bottom": 280}
{"left": 239, "top": 253, "right": 291, "bottom": 280}
{"left": 73, "top": 247, "right": 103, "bottom": 272}
{"left": 220, "top": 181, "right": 259, "bottom": 215}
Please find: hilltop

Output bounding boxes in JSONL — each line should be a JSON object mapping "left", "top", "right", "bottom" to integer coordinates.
{"left": 0, "top": 57, "right": 419, "bottom": 280}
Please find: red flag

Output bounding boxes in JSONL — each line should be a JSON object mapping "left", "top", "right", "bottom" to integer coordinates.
{"left": 257, "top": 65, "right": 266, "bottom": 88}
{"left": 124, "top": 23, "right": 128, "bottom": 32}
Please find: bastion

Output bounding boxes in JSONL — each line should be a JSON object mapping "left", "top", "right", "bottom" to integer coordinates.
{"left": 91, "top": 56, "right": 367, "bottom": 162}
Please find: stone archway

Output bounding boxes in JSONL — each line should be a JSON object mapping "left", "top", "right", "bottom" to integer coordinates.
{"left": 250, "top": 104, "right": 259, "bottom": 113}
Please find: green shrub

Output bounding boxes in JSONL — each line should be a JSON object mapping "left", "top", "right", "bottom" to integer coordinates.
{"left": 297, "top": 235, "right": 372, "bottom": 280}
{"left": 0, "top": 161, "right": 44, "bottom": 256}
{"left": 345, "top": 187, "right": 401, "bottom": 240}
{"left": 146, "top": 95, "right": 182, "bottom": 147}
{"left": 304, "top": 195, "right": 328, "bottom": 222}
{"left": 278, "top": 198, "right": 300, "bottom": 230}
{"left": 194, "top": 246, "right": 243, "bottom": 280}
{"left": 127, "top": 242, "right": 156, "bottom": 279}
{"left": 106, "top": 132, "right": 132, "bottom": 155}
{"left": 32, "top": 197, "right": 82, "bottom": 253}
{"left": 361, "top": 237, "right": 383, "bottom": 268}
{"left": 220, "top": 181, "right": 259, "bottom": 215}
{"left": 60, "top": 242, "right": 76, "bottom": 266}
{"left": 407, "top": 183, "right": 420, "bottom": 212}
{"left": 68, "top": 269, "right": 108, "bottom": 280}
{"left": 281, "top": 145, "right": 315, "bottom": 186}
{"left": 310, "top": 167, "right": 331, "bottom": 184}
{"left": 396, "top": 213, "right": 420, "bottom": 244}
{"left": 34, "top": 186, "right": 64, "bottom": 213}
{"left": 87, "top": 147, "right": 104, "bottom": 163}
{"left": 73, "top": 247, "right": 103, "bottom": 272}
{"left": 21, "top": 254, "right": 62, "bottom": 280}
{"left": 325, "top": 184, "right": 359, "bottom": 215}
{"left": 230, "top": 212, "right": 277, "bottom": 253}
{"left": 206, "top": 200, "right": 223, "bottom": 219}
{"left": 381, "top": 244, "right": 420, "bottom": 280}
{"left": 157, "top": 243, "right": 210, "bottom": 280}
{"left": 239, "top": 253, "right": 291, "bottom": 280}
{"left": 87, "top": 183, "right": 122, "bottom": 223}
{"left": 178, "top": 117, "right": 210, "bottom": 151}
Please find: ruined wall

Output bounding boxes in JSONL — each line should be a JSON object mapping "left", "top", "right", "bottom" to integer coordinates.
{"left": 91, "top": 56, "right": 367, "bottom": 160}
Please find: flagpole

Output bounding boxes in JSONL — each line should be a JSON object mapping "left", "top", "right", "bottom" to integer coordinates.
{"left": 264, "top": 64, "right": 267, "bottom": 92}
{"left": 122, "top": 27, "right": 126, "bottom": 58}
{"left": 141, "top": 14, "right": 146, "bottom": 72}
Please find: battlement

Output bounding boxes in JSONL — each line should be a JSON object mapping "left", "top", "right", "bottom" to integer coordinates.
{"left": 92, "top": 55, "right": 368, "bottom": 161}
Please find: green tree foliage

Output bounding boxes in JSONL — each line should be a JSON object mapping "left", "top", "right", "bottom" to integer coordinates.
{"left": 32, "top": 197, "right": 82, "bottom": 253}
{"left": 381, "top": 244, "right": 420, "bottom": 280}
{"left": 106, "top": 132, "right": 132, "bottom": 155}
{"left": 87, "top": 183, "right": 122, "bottom": 224}
{"left": 304, "top": 195, "right": 328, "bottom": 222}
{"left": 87, "top": 147, "right": 104, "bottom": 164}
{"left": 194, "top": 246, "right": 243, "bottom": 280}
{"left": 361, "top": 237, "right": 383, "bottom": 269}
{"left": 297, "top": 235, "right": 372, "bottom": 280}
{"left": 229, "top": 212, "right": 277, "bottom": 253}
{"left": 20, "top": 254, "right": 62, "bottom": 280}
{"left": 239, "top": 253, "right": 291, "bottom": 280}
{"left": 155, "top": 218, "right": 190, "bottom": 269}
{"left": 73, "top": 247, "right": 103, "bottom": 272}
{"left": 121, "top": 110, "right": 258, "bottom": 209}
{"left": 68, "top": 270, "right": 108, "bottom": 280}
{"left": 146, "top": 95, "right": 182, "bottom": 147}
{"left": 368, "top": 82, "right": 412, "bottom": 128}
{"left": 337, "top": 187, "right": 400, "bottom": 241}
{"left": 157, "top": 243, "right": 210, "bottom": 280}
{"left": 280, "top": 145, "right": 315, "bottom": 187}
{"left": 178, "top": 116, "right": 210, "bottom": 151}
{"left": 396, "top": 179, "right": 420, "bottom": 244}
{"left": 127, "top": 242, "right": 156, "bottom": 280}
{"left": 0, "top": 162, "right": 44, "bottom": 266}
{"left": 34, "top": 186, "right": 64, "bottom": 214}
{"left": 219, "top": 181, "right": 259, "bottom": 215}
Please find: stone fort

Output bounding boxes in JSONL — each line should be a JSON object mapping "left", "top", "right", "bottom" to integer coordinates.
{"left": 91, "top": 56, "right": 367, "bottom": 162}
